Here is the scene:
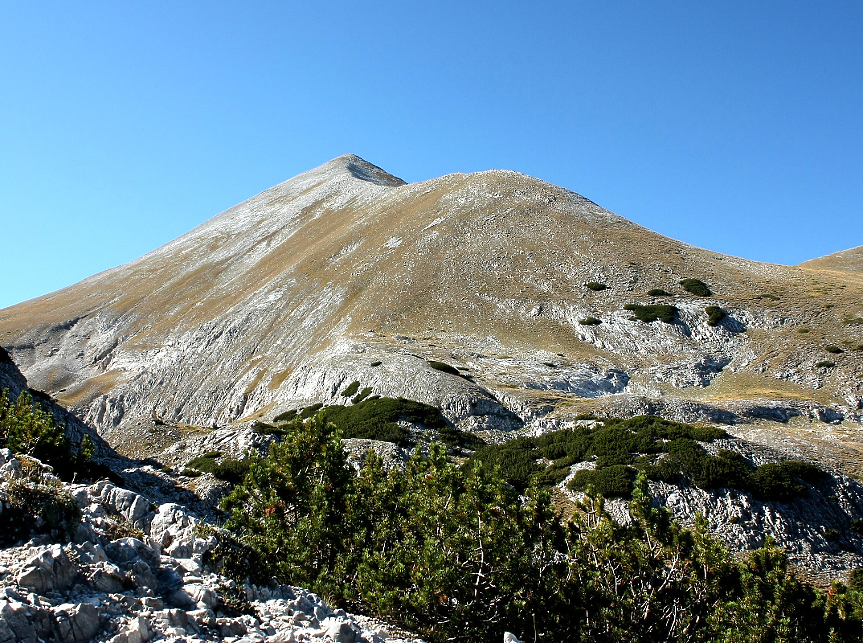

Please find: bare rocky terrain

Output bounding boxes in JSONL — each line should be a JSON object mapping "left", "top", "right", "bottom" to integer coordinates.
{"left": 2, "top": 155, "right": 863, "bottom": 639}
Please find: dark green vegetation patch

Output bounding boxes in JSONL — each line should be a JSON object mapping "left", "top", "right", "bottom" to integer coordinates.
{"left": 705, "top": 305, "right": 726, "bottom": 326}
{"left": 825, "top": 345, "right": 844, "bottom": 354}
{"left": 317, "top": 397, "right": 446, "bottom": 446}
{"left": 648, "top": 288, "right": 672, "bottom": 296}
{"left": 585, "top": 282, "right": 608, "bottom": 291}
{"left": 579, "top": 317, "right": 602, "bottom": 326}
{"left": 679, "top": 278, "right": 712, "bottom": 297}
{"left": 340, "top": 380, "right": 361, "bottom": 397}
{"left": 185, "top": 455, "right": 251, "bottom": 484}
{"left": 0, "top": 389, "right": 99, "bottom": 483}
{"left": 351, "top": 387, "right": 373, "bottom": 404}
{"left": 816, "top": 361, "right": 836, "bottom": 368}
{"left": 624, "top": 304, "right": 678, "bottom": 323}
{"left": 214, "top": 415, "right": 863, "bottom": 643}
{"left": 470, "top": 414, "right": 824, "bottom": 502}
{"left": 428, "top": 360, "right": 462, "bottom": 376}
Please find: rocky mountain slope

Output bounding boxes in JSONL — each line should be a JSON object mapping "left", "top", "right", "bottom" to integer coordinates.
{"left": 2, "top": 155, "right": 863, "bottom": 629}
{"left": 1, "top": 154, "right": 861, "bottom": 472}
{"left": 0, "top": 449, "right": 421, "bottom": 643}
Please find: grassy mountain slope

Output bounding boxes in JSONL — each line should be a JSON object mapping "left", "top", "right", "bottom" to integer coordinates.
{"left": 0, "top": 155, "right": 861, "bottom": 469}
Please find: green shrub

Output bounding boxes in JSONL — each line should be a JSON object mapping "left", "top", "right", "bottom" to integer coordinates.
{"left": 300, "top": 403, "right": 324, "bottom": 419}
{"left": 213, "top": 416, "right": 863, "bottom": 643}
{"left": 318, "top": 397, "right": 445, "bottom": 447}
{"left": 851, "top": 519, "right": 863, "bottom": 535}
{"left": 470, "top": 437, "right": 540, "bottom": 492}
{"left": 648, "top": 288, "right": 671, "bottom": 296}
{"left": 340, "top": 381, "right": 361, "bottom": 397}
{"left": 569, "top": 465, "right": 634, "bottom": 498}
{"left": 758, "top": 293, "right": 780, "bottom": 301}
{"left": 273, "top": 409, "right": 298, "bottom": 423}
{"left": 0, "top": 474, "right": 80, "bottom": 545}
{"left": 624, "top": 304, "right": 678, "bottom": 323}
{"left": 844, "top": 315, "right": 863, "bottom": 326}
{"left": 748, "top": 461, "right": 823, "bottom": 502}
{"left": 428, "top": 360, "right": 461, "bottom": 376}
{"left": 0, "top": 389, "right": 93, "bottom": 481}
{"left": 825, "top": 345, "right": 844, "bottom": 354}
{"left": 370, "top": 361, "right": 382, "bottom": 367}
{"left": 797, "top": 327, "right": 811, "bottom": 334}
{"left": 679, "top": 278, "right": 712, "bottom": 296}
{"left": 585, "top": 282, "right": 608, "bottom": 291}
{"left": 351, "top": 387, "right": 373, "bottom": 404}
{"left": 437, "top": 425, "right": 486, "bottom": 451}
{"left": 850, "top": 569, "right": 863, "bottom": 591}
{"left": 579, "top": 317, "right": 602, "bottom": 325}
{"left": 187, "top": 455, "right": 218, "bottom": 473}
{"left": 705, "top": 306, "right": 726, "bottom": 326}
{"left": 824, "top": 528, "right": 840, "bottom": 541}
{"left": 212, "top": 458, "right": 252, "bottom": 484}
{"left": 816, "top": 360, "right": 836, "bottom": 368}
{"left": 470, "top": 415, "right": 728, "bottom": 495}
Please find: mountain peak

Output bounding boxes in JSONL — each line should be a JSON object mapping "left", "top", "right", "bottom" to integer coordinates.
{"left": 322, "top": 154, "right": 407, "bottom": 187}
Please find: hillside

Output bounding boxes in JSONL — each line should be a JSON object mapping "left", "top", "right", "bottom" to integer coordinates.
{"left": 800, "top": 245, "right": 863, "bottom": 275}
{"left": 1, "top": 155, "right": 861, "bottom": 471}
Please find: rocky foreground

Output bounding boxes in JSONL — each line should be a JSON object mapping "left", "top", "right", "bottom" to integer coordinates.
{"left": 0, "top": 449, "right": 423, "bottom": 643}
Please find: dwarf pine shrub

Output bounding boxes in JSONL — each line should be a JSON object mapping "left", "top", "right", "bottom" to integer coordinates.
{"left": 213, "top": 417, "right": 863, "bottom": 642}
{"left": 680, "top": 278, "right": 712, "bottom": 296}
{"left": 624, "top": 304, "right": 678, "bottom": 323}
{"left": 340, "top": 381, "right": 361, "bottom": 397}
{"left": 428, "top": 360, "right": 461, "bottom": 376}
{"left": 706, "top": 305, "right": 726, "bottom": 326}
{"left": 585, "top": 282, "right": 608, "bottom": 291}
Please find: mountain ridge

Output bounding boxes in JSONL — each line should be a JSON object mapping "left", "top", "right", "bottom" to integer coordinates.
{"left": 1, "top": 155, "right": 861, "bottom": 473}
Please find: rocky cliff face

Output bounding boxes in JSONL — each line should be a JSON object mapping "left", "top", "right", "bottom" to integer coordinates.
{"left": 2, "top": 154, "right": 860, "bottom": 469}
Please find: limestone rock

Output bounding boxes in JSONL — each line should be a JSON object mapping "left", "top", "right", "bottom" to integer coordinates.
{"left": 17, "top": 545, "right": 78, "bottom": 593}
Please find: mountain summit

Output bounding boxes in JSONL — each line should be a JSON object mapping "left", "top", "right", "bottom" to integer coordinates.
{"left": 1, "top": 155, "right": 861, "bottom": 469}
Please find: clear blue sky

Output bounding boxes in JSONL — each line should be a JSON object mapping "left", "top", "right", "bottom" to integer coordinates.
{"left": 1, "top": 2, "right": 861, "bottom": 309}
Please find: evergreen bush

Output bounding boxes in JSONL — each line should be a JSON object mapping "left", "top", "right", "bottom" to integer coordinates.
{"left": 0, "top": 389, "right": 94, "bottom": 481}
{"left": 706, "top": 305, "right": 726, "bottom": 326}
{"left": 624, "top": 304, "right": 678, "bottom": 323}
{"left": 340, "top": 381, "right": 361, "bottom": 397}
{"left": 213, "top": 422, "right": 863, "bottom": 642}
{"left": 680, "top": 278, "right": 712, "bottom": 296}
{"left": 428, "top": 360, "right": 461, "bottom": 376}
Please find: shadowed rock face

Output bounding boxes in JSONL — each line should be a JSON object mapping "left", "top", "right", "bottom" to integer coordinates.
{"left": 0, "top": 154, "right": 861, "bottom": 462}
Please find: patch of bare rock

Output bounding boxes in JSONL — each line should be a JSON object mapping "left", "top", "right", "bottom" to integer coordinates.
{"left": 0, "top": 451, "right": 423, "bottom": 643}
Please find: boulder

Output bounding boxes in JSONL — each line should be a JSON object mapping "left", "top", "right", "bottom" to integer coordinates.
{"left": 108, "top": 616, "right": 151, "bottom": 643}
{"left": 87, "top": 562, "right": 126, "bottom": 593}
{"left": 54, "top": 602, "right": 101, "bottom": 643}
{"left": 0, "top": 599, "right": 38, "bottom": 643}
{"left": 93, "top": 483, "right": 153, "bottom": 529}
{"left": 16, "top": 545, "right": 78, "bottom": 592}
{"left": 105, "top": 537, "right": 160, "bottom": 570}
{"left": 323, "top": 617, "right": 360, "bottom": 643}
